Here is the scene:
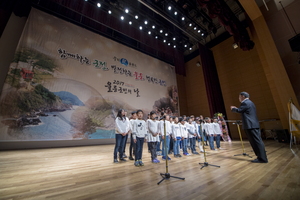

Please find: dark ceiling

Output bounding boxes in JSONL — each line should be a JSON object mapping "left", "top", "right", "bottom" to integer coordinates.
{"left": 1, "top": 0, "right": 252, "bottom": 68}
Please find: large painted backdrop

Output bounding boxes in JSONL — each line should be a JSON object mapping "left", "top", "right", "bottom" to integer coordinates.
{"left": 0, "top": 9, "right": 179, "bottom": 141}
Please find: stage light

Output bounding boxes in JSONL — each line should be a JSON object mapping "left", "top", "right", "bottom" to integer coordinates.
{"left": 160, "top": 29, "right": 163, "bottom": 33}
{"left": 85, "top": 0, "right": 88, "bottom": 2}
{"left": 168, "top": 6, "right": 172, "bottom": 10}
{"left": 194, "top": 27, "right": 197, "bottom": 30}
{"left": 189, "top": 47, "right": 192, "bottom": 50}
{"left": 163, "top": 39, "right": 166, "bottom": 43}
{"left": 120, "top": 16, "right": 124, "bottom": 20}
{"left": 184, "top": 44, "right": 187, "bottom": 47}
{"left": 168, "top": 43, "right": 170, "bottom": 46}
{"left": 201, "top": 33, "right": 204, "bottom": 36}
{"left": 174, "top": 11, "right": 177, "bottom": 15}
{"left": 152, "top": 25, "right": 155, "bottom": 29}
{"left": 125, "top": 8, "right": 129, "bottom": 13}
{"left": 144, "top": 20, "right": 148, "bottom": 25}
{"left": 148, "top": 31, "right": 151, "bottom": 35}
{"left": 173, "top": 45, "right": 176, "bottom": 48}
{"left": 155, "top": 36, "right": 158, "bottom": 39}
{"left": 135, "top": 15, "right": 138, "bottom": 19}
{"left": 182, "top": 17, "right": 185, "bottom": 21}
{"left": 97, "top": 3, "right": 101, "bottom": 7}
{"left": 108, "top": 10, "right": 112, "bottom": 14}
{"left": 139, "top": 26, "right": 143, "bottom": 30}
{"left": 198, "top": 30, "right": 201, "bottom": 33}
{"left": 173, "top": 37, "right": 176, "bottom": 40}
{"left": 129, "top": 21, "right": 132, "bottom": 25}
{"left": 189, "top": 23, "right": 192, "bottom": 26}
{"left": 165, "top": 33, "right": 168, "bottom": 36}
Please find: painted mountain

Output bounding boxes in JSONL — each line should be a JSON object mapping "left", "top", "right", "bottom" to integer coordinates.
{"left": 54, "top": 91, "right": 84, "bottom": 106}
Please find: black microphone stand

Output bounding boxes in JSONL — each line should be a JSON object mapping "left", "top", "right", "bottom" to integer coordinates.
{"left": 199, "top": 123, "right": 220, "bottom": 169}
{"left": 157, "top": 119, "right": 185, "bottom": 185}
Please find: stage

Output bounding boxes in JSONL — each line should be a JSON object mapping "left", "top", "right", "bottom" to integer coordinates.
{"left": 0, "top": 140, "right": 299, "bottom": 200}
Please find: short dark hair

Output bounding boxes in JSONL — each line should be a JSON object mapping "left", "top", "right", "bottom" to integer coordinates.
{"left": 178, "top": 117, "right": 184, "bottom": 122}
{"left": 240, "top": 91, "right": 250, "bottom": 98}
{"left": 137, "top": 109, "right": 143, "bottom": 114}
{"left": 131, "top": 111, "right": 137, "bottom": 115}
{"left": 150, "top": 111, "right": 156, "bottom": 116}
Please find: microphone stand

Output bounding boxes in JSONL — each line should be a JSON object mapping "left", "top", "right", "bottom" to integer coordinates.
{"left": 157, "top": 118, "right": 185, "bottom": 185}
{"left": 199, "top": 123, "right": 220, "bottom": 169}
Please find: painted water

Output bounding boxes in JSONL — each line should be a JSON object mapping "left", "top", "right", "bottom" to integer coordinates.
{"left": 0, "top": 107, "right": 115, "bottom": 141}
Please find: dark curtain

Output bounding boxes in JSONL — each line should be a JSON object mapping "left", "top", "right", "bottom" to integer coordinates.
{"left": 199, "top": 43, "right": 227, "bottom": 118}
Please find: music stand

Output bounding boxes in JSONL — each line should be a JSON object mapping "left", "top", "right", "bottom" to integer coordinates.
{"left": 228, "top": 120, "right": 252, "bottom": 158}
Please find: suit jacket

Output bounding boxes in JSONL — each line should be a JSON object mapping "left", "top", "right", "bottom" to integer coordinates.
{"left": 231, "top": 99, "right": 260, "bottom": 129}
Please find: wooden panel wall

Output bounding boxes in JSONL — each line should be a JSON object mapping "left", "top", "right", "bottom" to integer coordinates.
{"left": 178, "top": 56, "right": 210, "bottom": 118}
{"left": 211, "top": 34, "right": 282, "bottom": 138}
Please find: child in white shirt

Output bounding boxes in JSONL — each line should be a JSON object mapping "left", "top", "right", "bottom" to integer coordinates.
{"left": 132, "top": 110, "right": 147, "bottom": 166}
{"left": 147, "top": 111, "right": 160, "bottom": 163}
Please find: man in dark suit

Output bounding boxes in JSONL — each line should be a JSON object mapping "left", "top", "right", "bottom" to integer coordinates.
{"left": 231, "top": 92, "right": 268, "bottom": 163}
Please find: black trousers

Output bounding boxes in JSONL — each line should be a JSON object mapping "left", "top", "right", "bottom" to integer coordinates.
{"left": 245, "top": 128, "right": 268, "bottom": 162}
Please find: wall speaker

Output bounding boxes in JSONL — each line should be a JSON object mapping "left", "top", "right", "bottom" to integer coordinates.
{"left": 275, "top": 129, "right": 290, "bottom": 143}
{"left": 288, "top": 33, "right": 300, "bottom": 52}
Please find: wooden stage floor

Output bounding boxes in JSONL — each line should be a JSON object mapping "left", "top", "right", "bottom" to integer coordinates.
{"left": 0, "top": 140, "right": 299, "bottom": 200}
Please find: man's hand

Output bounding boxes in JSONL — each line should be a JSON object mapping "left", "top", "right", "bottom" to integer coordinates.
{"left": 230, "top": 106, "right": 237, "bottom": 110}
{"left": 134, "top": 139, "right": 137, "bottom": 143}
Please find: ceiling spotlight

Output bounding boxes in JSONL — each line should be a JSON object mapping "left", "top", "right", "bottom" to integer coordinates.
{"left": 194, "top": 27, "right": 197, "bottom": 30}
{"left": 108, "top": 10, "right": 112, "bottom": 14}
{"left": 160, "top": 29, "right": 163, "bottom": 33}
{"left": 168, "top": 6, "right": 172, "bottom": 10}
{"left": 184, "top": 44, "right": 187, "bottom": 48}
{"left": 97, "top": 3, "right": 101, "bottom": 7}
{"left": 198, "top": 30, "right": 201, "bottom": 33}
{"left": 189, "top": 23, "right": 192, "bottom": 26}
{"left": 148, "top": 31, "right": 151, "bottom": 35}
{"left": 144, "top": 20, "right": 148, "bottom": 25}
{"left": 135, "top": 15, "right": 139, "bottom": 19}
{"left": 189, "top": 47, "right": 192, "bottom": 50}
{"left": 174, "top": 11, "right": 177, "bottom": 15}
{"left": 201, "top": 33, "right": 204, "bottom": 36}
{"left": 120, "top": 16, "right": 124, "bottom": 20}
{"left": 139, "top": 26, "right": 143, "bottom": 30}
{"left": 85, "top": 0, "right": 88, "bottom": 1}
{"left": 168, "top": 43, "right": 170, "bottom": 46}
{"left": 129, "top": 21, "right": 132, "bottom": 25}
{"left": 182, "top": 17, "right": 185, "bottom": 21}
{"left": 125, "top": 8, "right": 129, "bottom": 13}
{"left": 173, "top": 45, "right": 176, "bottom": 48}
{"left": 173, "top": 37, "right": 176, "bottom": 40}
{"left": 155, "top": 36, "right": 158, "bottom": 39}
{"left": 163, "top": 40, "right": 166, "bottom": 43}
{"left": 152, "top": 25, "right": 155, "bottom": 29}
{"left": 165, "top": 33, "right": 168, "bottom": 36}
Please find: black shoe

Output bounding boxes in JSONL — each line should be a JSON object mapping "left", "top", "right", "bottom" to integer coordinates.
{"left": 178, "top": 154, "right": 182, "bottom": 157}
{"left": 120, "top": 158, "right": 127, "bottom": 161}
{"left": 114, "top": 159, "right": 118, "bottom": 163}
{"left": 193, "top": 152, "right": 200, "bottom": 155}
{"left": 123, "top": 154, "right": 128, "bottom": 158}
{"left": 251, "top": 159, "right": 268, "bottom": 163}
{"left": 129, "top": 156, "right": 134, "bottom": 160}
